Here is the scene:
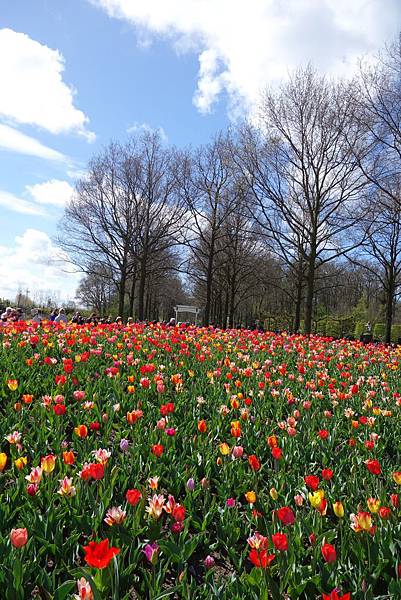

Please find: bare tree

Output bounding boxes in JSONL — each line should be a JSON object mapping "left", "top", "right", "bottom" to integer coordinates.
{"left": 76, "top": 264, "right": 116, "bottom": 315}
{"left": 350, "top": 182, "right": 401, "bottom": 342}
{"left": 236, "top": 66, "right": 367, "bottom": 333}
{"left": 57, "top": 141, "right": 139, "bottom": 317}
{"left": 126, "top": 133, "right": 187, "bottom": 320}
{"left": 58, "top": 132, "right": 185, "bottom": 319}
{"left": 353, "top": 36, "right": 401, "bottom": 203}
{"left": 179, "top": 134, "right": 241, "bottom": 326}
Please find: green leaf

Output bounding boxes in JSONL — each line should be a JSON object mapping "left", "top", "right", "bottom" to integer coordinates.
{"left": 54, "top": 580, "right": 77, "bottom": 600}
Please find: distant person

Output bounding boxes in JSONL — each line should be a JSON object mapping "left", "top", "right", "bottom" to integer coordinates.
{"left": 31, "top": 308, "right": 42, "bottom": 323}
{"left": 115, "top": 316, "right": 123, "bottom": 325}
{"left": 127, "top": 317, "right": 134, "bottom": 325}
{"left": 14, "top": 308, "right": 24, "bottom": 321}
{"left": 167, "top": 317, "right": 176, "bottom": 327}
{"left": 50, "top": 309, "right": 57, "bottom": 322}
{"left": 1, "top": 307, "right": 13, "bottom": 321}
{"left": 55, "top": 308, "right": 68, "bottom": 323}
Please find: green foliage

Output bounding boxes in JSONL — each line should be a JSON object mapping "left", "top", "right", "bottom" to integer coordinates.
{"left": 325, "top": 319, "right": 341, "bottom": 338}
{"left": 373, "top": 323, "right": 386, "bottom": 339}
{"left": 351, "top": 294, "right": 368, "bottom": 322}
{"left": 354, "top": 322, "right": 365, "bottom": 338}
{"left": 391, "top": 324, "right": 401, "bottom": 342}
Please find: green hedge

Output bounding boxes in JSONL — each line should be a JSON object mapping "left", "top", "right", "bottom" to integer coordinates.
{"left": 354, "top": 322, "right": 365, "bottom": 338}
{"left": 392, "top": 324, "right": 401, "bottom": 342}
{"left": 325, "top": 320, "right": 342, "bottom": 338}
{"left": 373, "top": 323, "right": 385, "bottom": 340}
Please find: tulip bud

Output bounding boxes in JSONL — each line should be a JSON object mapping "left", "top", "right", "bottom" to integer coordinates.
{"left": 26, "top": 483, "right": 38, "bottom": 496}
{"left": 0, "top": 452, "right": 7, "bottom": 472}
{"left": 333, "top": 501, "right": 344, "bottom": 518}
{"left": 204, "top": 555, "right": 215, "bottom": 569}
{"left": 10, "top": 528, "right": 28, "bottom": 548}
{"left": 119, "top": 439, "right": 129, "bottom": 452}
{"left": 270, "top": 487, "right": 278, "bottom": 500}
{"left": 232, "top": 446, "right": 243, "bottom": 459}
{"left": 186, "top": 477, "right": 195, "bottom": 492}
{"left": 41, "top": 454, "right": 56, "bottom": 474}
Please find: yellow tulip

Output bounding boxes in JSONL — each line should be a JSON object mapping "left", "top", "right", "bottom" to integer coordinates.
{"left": 367, "top": 498, "right": 381, "bottom": 513}
{"left": 309, "top": 489, "right": 325, "bottom": 509}
{"left": 7, "top": 379, "right": 18, "bottom": 391}
{"left": 219, "top": 443, "right": 230, "bottom": 456}
{"left": 245, "top": 491, "right": 256, "bottom": 504}
{"left": 333, "top": 501, "right": 344, "bottom": 518}
{"left": 41, "top": 454, "right": 56, "bottom": 474}
{"left": 393, "top": 472, "right": 401, "bottom": 485}
{"left": 14, "top": 457, "right": 27, "bottom": 470}
{"left": 0, "top": 452, "right": 7, "bottom": 472}
{"left": 270, "top": 487, "right": 278, "bottom": 500}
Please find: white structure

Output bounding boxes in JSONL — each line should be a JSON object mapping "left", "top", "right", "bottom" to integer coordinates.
{"left": 174, "top": 305, "right": 201, "bottom": 325}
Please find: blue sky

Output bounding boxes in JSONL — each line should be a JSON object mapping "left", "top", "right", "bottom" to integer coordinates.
{"left": 0, "top": 0, "right": 399, "bottom": 303}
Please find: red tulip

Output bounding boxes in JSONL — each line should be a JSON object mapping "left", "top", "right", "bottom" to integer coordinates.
{"left": 321, "top": 469, "right": 333, "bottom": 481}
{"left": 271, "top": 447, "right": 282, "bottom": 460}
{"left": 248, "top": 454, "right": 261, "bottom": 471}
{"left": 365, "top": 459, "right": 381, "bottom": 475}
{"left": 276, "top": 506, "right": 295, "bottom": 526}
{"left": 322, "top": 591, "right": 350, "bottom": 600}
{"left": 126, "top": 489, "right": 142, "bottom": 506}
{"left": 83, "top": 539, "right": 120, "bottom": 569}
{"left": 248, "top": 548, "right": 275, "bottom": 569}
{"left": 321, "top": 542, "right": 336, "bottom": 563}
{"left": 271, "top": 532, "right": 288, "bottom": 551}
{"left": 304, "top": 475, "right": 320, "bottom": 490}
{"left": 151, "top": 444, "right": 164, "bottom": 458}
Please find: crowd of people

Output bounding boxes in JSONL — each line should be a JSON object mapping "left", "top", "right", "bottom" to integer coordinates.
{"left": 0, "top": 307, "right": 181, "bottom": 327}
{"left": 0, "top": 306, "right": 124, "bottom": 325}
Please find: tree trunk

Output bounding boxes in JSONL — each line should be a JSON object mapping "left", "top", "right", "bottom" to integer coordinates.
{"left": 138, "top": 255, "right": 147, "bottom": 321}
{"left": 293, "top": 276, "right": 303, "bottom": 332}
{"left": 385, "top": 275, "right": 395, "bottom": 344}
{"left": 229, "top": 277, "right": 236, "bottom": 330}
{"left": 304, "top": 236, "right": 317, "bottom": 335}
{"left": 204, "top": 251, "right": 214, "bottom": 326}
{"left": 223, "top": 288, "right": 229, "bottom": 329}
{"left": 128, "top": 275, "right": 136, "bottom": 318}
{"left": 118, "top": 270, "right": 126, "bottom": 319}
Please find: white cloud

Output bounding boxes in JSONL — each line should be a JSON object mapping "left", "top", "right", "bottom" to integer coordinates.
{"left": 0, "top": 28, "right": 95, "bottom": 141}
{"left": 0, "top": 229, "right": 81, "bottom": 302}
{"left": 27, "top": 179, "right": 74, "bottom": 207}
{"left": 67, "top": 168, "right": 88, "bottom": 180}
{"left": 0, "top": 123, "right": 66, "bottom": 161}
{"left": 91, "top": 0, "right": 401, "bottom": 115}
{"left": 127, "top": 121, "right": 168, "bottom": 142}
{"left": 0, "top": 190, "right": 47, "bottom": 216}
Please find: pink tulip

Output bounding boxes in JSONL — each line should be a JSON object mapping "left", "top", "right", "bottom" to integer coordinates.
{"left": 10, "top": 528, "right": 28, "bottom": 548}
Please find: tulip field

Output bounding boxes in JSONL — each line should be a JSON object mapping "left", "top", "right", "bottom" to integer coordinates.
{"left": 1, "top": 322, "right": 401, "bottom": 599}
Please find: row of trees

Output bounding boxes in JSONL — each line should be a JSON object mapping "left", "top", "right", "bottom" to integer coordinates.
{"left": 58, "top": 36, "right": 401, "bottom": 341}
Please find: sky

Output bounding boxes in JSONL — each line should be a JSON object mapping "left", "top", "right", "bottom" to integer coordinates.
{"left": 0, "top": 0, "right": 400, "bottom": 305}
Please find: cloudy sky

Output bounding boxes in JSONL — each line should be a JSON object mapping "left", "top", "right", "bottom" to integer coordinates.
{"left": 0, "top": 0, "right": 400, "bottom": 304}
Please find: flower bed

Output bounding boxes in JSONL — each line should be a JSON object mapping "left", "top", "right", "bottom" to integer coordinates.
{"left": 0, "top": 322, "right": 400, "bottom": 599}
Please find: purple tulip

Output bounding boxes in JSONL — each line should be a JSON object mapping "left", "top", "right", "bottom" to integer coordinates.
{"left": 204, "top": 555, "right": 215, "bottom": 569}
{"left": 142, "top": 542, "right": 159, "bottom": 564}
{"left": 119, "top": 438, "right": 129, "bottom": 452}
{"left": 186, "top": 477, "right": 195, "bottom": 491}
